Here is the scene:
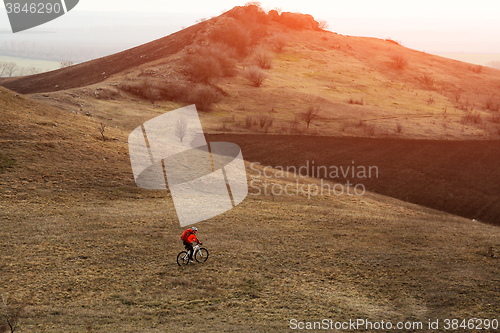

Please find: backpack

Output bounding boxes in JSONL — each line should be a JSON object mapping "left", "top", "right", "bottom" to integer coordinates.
{"left": 180, "top": 228, "right": 193, "bottom": 242}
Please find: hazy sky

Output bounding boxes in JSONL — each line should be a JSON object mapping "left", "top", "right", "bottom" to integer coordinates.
{"left": 73, "top": 0, "right": 500, "bottom": 19}
{"left": 1, "top": 0, "right": 500, "bottom": 61}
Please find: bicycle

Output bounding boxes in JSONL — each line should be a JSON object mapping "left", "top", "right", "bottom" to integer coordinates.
{"left": 177, "top": 243, "right": 209, "bottom": 266}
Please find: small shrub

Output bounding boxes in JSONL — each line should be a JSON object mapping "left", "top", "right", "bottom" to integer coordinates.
{"left": 427, "top": 96, "right": 435, "bottom": 105}
{"left": 244, "top": 66, "right": 267, "bottom": 87}
{"left": 267, "top": 116, "right": 274, "bottom": 127}
{"left": 348, "top": 98, "right": 364, "bottom": 105}
{"left": 421, "top": 73, "right": 434, "bottom": 89}
{"left": 183, "top": 55, "right": 223, "bottom": 84}
{"left": 385, "top": 39, "right": 401, "bottom": 45}
{"left": 254, "top": 49, "right": 272, "bottom": 69}
{"left": 391, "top": 54, "right": 408, "bottom": 69}
{"left": 318, "top": 20, "right": 329, "bottom": 30}
{"left": 99, "top": 122, "right": 106, "bottom": 141}
{"left": 396, "top": 123, "right": 403, "bottom": 133}
{"left": 258, "top": 115, "right": 268, "bottom": 128}
{"left": 189, "top": 43, "right": 237, "bottom": 77}
{"left": 490, "top": 115, "right": 500, "bottom": 124}
{"left": 208, "top": 17, "right": 258, "bottom": 57}
{"left": 485, "top": 97, "right": 500, "bottom": 112}
{"left": 301, "top": 105, "right": 320, "bottom": 129}
{"left": 471, "top": 64, "right": 483, "bottom": 73}
{"left": 244, "top": 115, "right": 253, "bottom": 128}
{"left": 461, "top": 112, "right": 482, "bottom": 125}
{"left": 272, "top": 34, "right": 287, "bottom": 53}
{"left": 185, "top": 84, "right": 221, "bottom": 111}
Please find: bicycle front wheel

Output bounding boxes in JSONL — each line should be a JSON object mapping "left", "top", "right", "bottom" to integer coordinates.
{"left": 194, "top": 248, "right": 209, "bottom": 263}
{"left": 177, "top": 251, "right": 190, "bottom": 266}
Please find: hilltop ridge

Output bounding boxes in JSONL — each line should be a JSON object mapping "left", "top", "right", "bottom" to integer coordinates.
{"left": 2, "top": 4, "right": 499, "bottom": 140}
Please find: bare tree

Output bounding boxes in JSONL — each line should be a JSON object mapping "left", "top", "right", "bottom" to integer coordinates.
{"left": 391, "top": 54, "right": 408, "bottom": 69}
{"left": 0, "top": 62, "right": 7, "bottom": 77}
{"left": 258, "top": 115, "right": 268, "bottom": 128}
{"left": 26, "top": 67, "right": 40, "bottom": 75}
{"left": 273, "top": 34, "right": 287, "bottom": 53}
{"left": 99, "top": 122, "right": 106, "bottom": 141}
{"left": 175, "top": 117, "right": 188, "bottom": 142}
{"left": 487, "top": 60, "right": 500, "bottom": 70}
{"left": 318, "top": 20, "right": 329, "bottom": 30}
{"left": 254, "top": 48, "right": 272, "bottom": 69}
{"left": 1, "top": 295, "right": 23, "bottom": 333}
{"left": 301, "top": 105, "right": 320, "bottom": 129}
{"left": 2, "top": 63, "right": 17, "bottom": 77}
{"left": 244, "top": 66, "right": 267, "bottom": 87}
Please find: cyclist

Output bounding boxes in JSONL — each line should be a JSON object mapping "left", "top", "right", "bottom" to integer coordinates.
{"left": 180, "top": 226, "right": 201, "bottom": 262}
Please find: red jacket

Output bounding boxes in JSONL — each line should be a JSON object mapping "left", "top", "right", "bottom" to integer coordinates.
{"left": 186, "top": 233, "right": 199, "bottom": 244}
{"left": 181, "top": 228, "right": 199, "bottom": 243}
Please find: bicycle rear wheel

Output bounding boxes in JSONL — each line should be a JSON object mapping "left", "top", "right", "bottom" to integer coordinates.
{"left": 177, "top": 251, "right": 190, "bottom": 266}
{"left": 194, "top": 248, "right": 209, "bottom": 263}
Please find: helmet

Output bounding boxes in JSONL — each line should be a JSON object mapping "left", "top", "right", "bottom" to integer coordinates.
{"left": 191, "top": 227, "right": 198, "bottom": 231}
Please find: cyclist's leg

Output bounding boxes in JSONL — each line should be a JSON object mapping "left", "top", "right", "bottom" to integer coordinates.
{"left": 183, "top": 241, "right": 194, "bottom": 260}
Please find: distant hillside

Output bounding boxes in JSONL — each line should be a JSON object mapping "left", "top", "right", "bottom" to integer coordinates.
{"left": 0, "top": 21, "right": 208, "bottom": 94}
{"left": 3, "top": 4, "right": 499, "bottom": 141}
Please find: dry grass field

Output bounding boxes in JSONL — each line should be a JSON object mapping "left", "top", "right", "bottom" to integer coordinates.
{"left": 1, "top": 80, "right": 500, "bottom": 332}
{"left": 2, "top": 166, "right": 500, "bottom": 332}
{"left": 1, "top": 4, "right": 500, "bottom": 332}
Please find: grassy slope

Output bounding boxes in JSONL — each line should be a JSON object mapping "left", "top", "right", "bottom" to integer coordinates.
{"left": 208, "top": 28, "right": 500, "bottom": 139}
{"left": 0, "top": 20, "right": 208, "bottom": 94}
{"left": 1, "top": 86, "right": 500, "bottom": 332}
{"left": 2, "top": 167, "right": 500, "bottom": 332}
{"left": 2, "top": 8, "right": 500, "bottom": 331}
{"left": 4, "top": 8, "right": 500, "bottom": 140}
{"left": 17, "top": 15, "right": 500, "bottom": 140}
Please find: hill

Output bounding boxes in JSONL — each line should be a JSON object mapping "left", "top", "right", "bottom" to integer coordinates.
{"left": 1, "top": 5, "right": 500, "bottom": 331}
{"left": 3, "top": 5, "right": 500, "bottom": 140}
{"left": 0, "top": 21, "right": 208, "bottom": 94}
{"left": 2, "top": 3, "right": 498, "bottom": 224}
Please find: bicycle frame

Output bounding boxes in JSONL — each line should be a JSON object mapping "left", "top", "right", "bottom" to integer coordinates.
{"left": 185, "top": 244, "right": 201, "bottom": 259}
